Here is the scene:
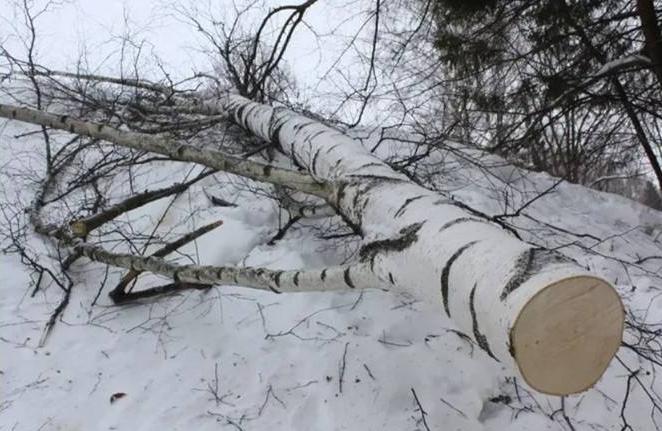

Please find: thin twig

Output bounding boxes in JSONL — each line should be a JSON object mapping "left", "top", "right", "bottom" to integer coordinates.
{"left": 411, "top": 388, "right": 431, "bottom": 431}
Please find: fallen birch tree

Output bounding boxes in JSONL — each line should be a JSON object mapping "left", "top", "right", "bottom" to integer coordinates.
{"left": 0, "top": 0, "right": 626, "bottom": 399}
{"left": 0, "top": 86, "right": 624, "bottom": 395}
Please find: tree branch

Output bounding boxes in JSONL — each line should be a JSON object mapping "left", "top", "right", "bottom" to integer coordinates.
{"left": 70, "top": 169, "right": 215, "bottom": 237}
{"left": 0, "top": 103, "right": 330, "bottom": 197}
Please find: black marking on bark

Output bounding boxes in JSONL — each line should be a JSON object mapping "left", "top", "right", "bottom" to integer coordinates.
{"left": 388, "top": 272, "right": 395, "bottom": 284}
{"left": 358, "top": 162, "right": 384, "bottom": 171}
{"left": 360, "top": 222, "right": 424, "bottom": 270}
{"left": 60, "top": 115, "right": 68, "bottom": 123}
{"left": 438, "top": 217, "right": 488, "bottom": 232}
{"left": 433, "top": 198, "right": 454, "bottom": 206}
{"left": 500, "top": 248, "right": 571, "bottom": 300}
{"left": 269, "top": 121, "right": 285, "bottom": 149}
{"left": 217, "top": 267, "right": 224, "bottom": 279}
{"left": 11, "top": 110, "right": 16, "bottom": 118}
{"left": 97, "top": 124, "right": 103, "bottom": 132}
{"left": 345, "top": 174, "right": 406, "bottom": 183}
{"left": 69, "top": 124, "right": 75, "bottom": 133}
{"left": 394, "top": 195, "right": 426, "bottom": 218}
{"left": 311, "top": 148, "right": 323, "bottom": 176}
{"left": 242, "top": 104, "right": 260, "bottom": 126}
{"left": 350, "top": 178, "right": 397, "bottom": 221}
{"left": 363, "top": 177, "right": 390, "bottom": 194}
{"left": 290, "top": 146, "right": 307, "bottom": 170}
{"left": 235, "top": 103, "right": 249, "bottom": 126}
{"left": 340, "top": 212, "right": 364, "bottom": 238}
{"left": 445, "top": 198, "right": 523, "bottom": 240}
{"left": 307, "top": 130, "right": 326, "bottom": 143}
{"left": 441, "top": 240, "right": 479, "bottom": 317}
{"left": 324, "top": 143, "right": 343, "bottom": 155}
{"left": 344, "top": 267, "right": 355, "bottom": 288}
{"left": 508, "top": 332, "right": 516, "bottom": 358}
{"left": 332, "top": 158, "right": 343, "bottom": 173}
{"left": 227, "top": 98, "right": 242, "bottom": 110}
{"left": 274, "top": 271, "right": 283, "bottom": 287}
{"left": 352, "top": 183, "right": 364, "bottom": 210}
{"left": 321, "top": 268, "right": 327, "bottom": 281}
{"left": 293, "top": 271, "right": 300, "bottom": 287}
{"left": 470, "top": 284, "right": 498, "bottom": 361}
{"left": 173, "top": 271, "right": 181, "bottom": 283}
{"left": 233, "top": 99, "right": 246, "bottom": 111}
{"left": 293, "top": 121, "right": 317, "bottom": 133}
{"left": 262, "top": 164, "right": 272, "bottom": 177}
{"left": 501, "top": 248, "right": 537, "bottom": 301}
{"left": 241, "top": 104, "right": 256, "bottom": 126}
{"left": 336, "top": 182, "right": 349, "bottom": 208}
{"left": 361, "top": 196, "right": 371, "bottom": 214}
{"left": 334, "top": 180, "right": 367, "bottom": 236}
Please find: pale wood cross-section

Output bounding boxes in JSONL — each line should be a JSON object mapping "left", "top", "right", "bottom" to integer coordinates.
{"left": 511, "top": 276, "right": 624, "bottom": 395}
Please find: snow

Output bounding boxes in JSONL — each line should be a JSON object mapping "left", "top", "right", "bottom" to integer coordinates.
{"left": 0, "top": 0, "right": 661, "bottom": 426}
{"left": 2, "top": 122, "right": 662, "bottom": 430}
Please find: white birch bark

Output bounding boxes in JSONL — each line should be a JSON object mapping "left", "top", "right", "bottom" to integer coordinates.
{"left": 220, "top": 94, "right": 625, "bottom": 395}
{"left": 0, "top": 104, "right": 329, "bottom": 197}
{"left": 73, "top": 239, "right": 378, "bottom": 294}
{"left": 0, "top": 94, "right": 624, "bottom": 395}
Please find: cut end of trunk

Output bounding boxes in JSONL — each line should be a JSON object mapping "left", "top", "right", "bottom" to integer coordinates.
{"left": 511, "top": 276, "right": 624, "bottom": 396}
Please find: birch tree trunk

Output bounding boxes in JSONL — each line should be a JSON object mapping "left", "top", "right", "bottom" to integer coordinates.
{"left": 0, "top": 93, "right": 624, "bottom": 396}
{"left": 222, "top": 95, "right": 624, "bottom": 396}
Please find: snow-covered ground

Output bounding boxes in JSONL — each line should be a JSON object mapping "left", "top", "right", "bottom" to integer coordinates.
{"left": 2, "top": 120, "right": 662, "bottom": 430}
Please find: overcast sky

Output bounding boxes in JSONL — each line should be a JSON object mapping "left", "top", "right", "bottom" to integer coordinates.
{"left": 0, "top": 0, "right": 373, "bottom": 106}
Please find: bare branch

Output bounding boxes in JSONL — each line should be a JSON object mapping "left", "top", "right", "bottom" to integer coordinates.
{"left": 0, "top": 103, "right": 329, "bottom": 197}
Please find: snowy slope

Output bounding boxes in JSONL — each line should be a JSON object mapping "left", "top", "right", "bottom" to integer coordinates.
{"left": 1, "top": 126, "right": 662, "bottom": 431}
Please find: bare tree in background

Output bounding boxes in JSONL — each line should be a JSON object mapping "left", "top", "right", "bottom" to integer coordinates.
{"left": 367, "top": 0, "right": 662, "bottom": 211}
